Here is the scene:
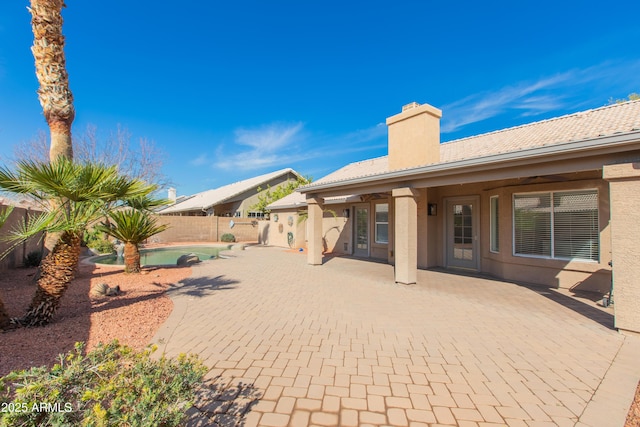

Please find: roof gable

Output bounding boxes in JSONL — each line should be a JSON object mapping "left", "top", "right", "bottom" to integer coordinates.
{"left": 159, "top": 168, "right": 302, "bottom": 214}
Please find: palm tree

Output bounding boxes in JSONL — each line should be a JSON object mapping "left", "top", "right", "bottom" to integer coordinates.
{"left": 97, "top": 210, "right": 168, "bottom": 274}
{"left": 0, "top": 206, "right": 15, "bottom": 329}
{"left": 0, "top": 158, "right": 160, "bottom": 327}
{"left": 29, "top": 0, "right": 75, "bottom": 161}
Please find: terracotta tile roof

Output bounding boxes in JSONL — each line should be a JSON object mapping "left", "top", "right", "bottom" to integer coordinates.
{"left": 301, "top": 100, "right": 640, "bottom": 189}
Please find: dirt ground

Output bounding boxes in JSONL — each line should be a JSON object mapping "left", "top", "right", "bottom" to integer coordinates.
{"left": 0, "top": 261, "right": 191, "bottom": 376}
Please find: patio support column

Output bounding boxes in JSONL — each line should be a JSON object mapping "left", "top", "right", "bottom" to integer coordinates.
{"left": 604, "top": 163, "right": 640, "bottom": 334}
{"left": 306, "top": 196, "right": 324, "bottom": 265}
{"left": 393, "top": 187, "right": 419, "bottom": 285}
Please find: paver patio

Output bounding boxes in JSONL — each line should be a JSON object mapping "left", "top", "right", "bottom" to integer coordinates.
{"left": 152, "top": 246, "right": 640, "bottom": 427}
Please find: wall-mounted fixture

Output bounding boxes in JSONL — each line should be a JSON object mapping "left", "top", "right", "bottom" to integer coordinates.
{"left": 273, "top": 213, "right": 279, "bottom": 222}
{"left": 343, "top": 208, "right": 350, "bottom": 218}
{"left": 428, "top": 203, "right": 437, "bottom": 216}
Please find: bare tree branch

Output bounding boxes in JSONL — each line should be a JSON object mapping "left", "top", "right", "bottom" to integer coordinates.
{"left": 13, "top": 124, "right": 171, "bottom": 188}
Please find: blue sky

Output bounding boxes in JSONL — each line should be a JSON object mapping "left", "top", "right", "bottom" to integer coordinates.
{"left": 1, "top": 1, "right": 639, "bottom": 196}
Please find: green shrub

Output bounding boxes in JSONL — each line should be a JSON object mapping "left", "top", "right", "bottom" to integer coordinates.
{"left": 0, "top": 340, "right": 206, "bottom": 427}
{"left": 88, "top": 238, "right": 115, "bottom": 254}
{"left": 220, "top": 233, "right": 235, "bottom": 243}
{"left": 23, "top": 251, "right": 42, "bottom": 267}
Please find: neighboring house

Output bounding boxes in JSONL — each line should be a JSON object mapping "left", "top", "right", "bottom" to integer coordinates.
{"left": 267, "top": 100, "right": 640, "bottom": 334}
{"left": 158, "top": 168, "right": 304, "bottom": 218}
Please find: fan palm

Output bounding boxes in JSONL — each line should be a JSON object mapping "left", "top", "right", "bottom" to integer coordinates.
{"left": 0, "top": 158, "right": 160, "bottom": 327}
{"left": 97, "top": 210, "right": 168, "bottom": 274}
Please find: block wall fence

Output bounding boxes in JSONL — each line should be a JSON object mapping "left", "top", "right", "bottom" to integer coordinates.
{"left": 0, "top": 204, "right": 44, "bottom": 271}
{"left": 153, "top": 215, "right": 261, "bottom": 243}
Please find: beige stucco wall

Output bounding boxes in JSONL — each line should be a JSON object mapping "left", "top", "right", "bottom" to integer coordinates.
{"left": 386, "top": 103, "right": 442, "bottom": 171}
{"left": 267, "top": 204, "right": 358, "bottom": 256}
{"left": 259, "top": 210, "right": 306, "bottom": 249}
{"left": 0, "top": 204, "right": 44, "bottom": 270}
{"left": 604, "top": 162, "right": 640, "bottom": 333}
{"left": 427, "top": 172, "right": 611, "bottom": 292}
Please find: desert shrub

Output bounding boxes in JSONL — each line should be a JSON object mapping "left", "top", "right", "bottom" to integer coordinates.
{"left": 220, "top": 233, "right": 235, "bottom": 243}
{"left": 0, "top": 340, "right": 206, "bottom": 427}
{"left": 23, "top": 251, "right": 42, "bottom": 267}
{"left": 84, "top": 228, "right": 114, "bottom": 254}
{"left": 88, "top": 238, "right": 115, "bottom": 254}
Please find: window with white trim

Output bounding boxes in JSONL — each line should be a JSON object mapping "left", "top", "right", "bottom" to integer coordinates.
{"left": 375, "top": 203, "right": 389, "bottom": 244}
{"left": 247, "top": 211, "right": 266, "bottom": 219}
{"left": 513, "top": 190, "right": 599, "bottom": 261}
{"left": 490, "top": 196, "right": 499, "bottom": 253}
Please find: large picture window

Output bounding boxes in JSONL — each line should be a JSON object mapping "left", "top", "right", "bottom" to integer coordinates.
{"left": 375, "top": 203, "right": 389, "bottom": 244}
{"left": 513, "top": 190, "right": 599, "bottom": 261}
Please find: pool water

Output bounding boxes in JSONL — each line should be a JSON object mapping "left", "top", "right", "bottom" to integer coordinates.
{"left": 93, "top": 245, "right": 229, "bottom": 266}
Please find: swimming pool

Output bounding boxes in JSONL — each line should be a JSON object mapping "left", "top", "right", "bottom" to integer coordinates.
{"left": 91, "top": 245, "right": 231, "bottom": 266}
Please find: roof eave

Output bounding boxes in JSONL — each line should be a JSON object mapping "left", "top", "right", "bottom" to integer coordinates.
{"left": 299, "top": 131, "right": 640, "bottom": 194}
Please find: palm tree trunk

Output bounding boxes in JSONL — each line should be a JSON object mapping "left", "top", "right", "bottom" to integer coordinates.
{"left": 123, "top": 242, "right": 141, "bottom": 274}
{"left": 0, "top": 296, "right": 10, "bottom": 330}
{"left": 18, "top": 230, "right": 81, "bottom": 327}
{"left": 29, "top": 0, "right": 75, "bottom": 162}
{"left": 30, "top": 0, "right": 75, "bottom": 254}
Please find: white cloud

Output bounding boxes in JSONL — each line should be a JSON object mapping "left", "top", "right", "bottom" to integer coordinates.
{"left": 190, "top": 153, "right": 209, "bottom": 166}
{"left": 440, "top": 72, "right": 574, "bottom": 133}
{"left": 207, "top": 121, "right": 388, "bottom": 172}
{"left": 440, "top": 60, "right": 640, "bottom": 133}
{"left": 234, "top": 122, "right": 303, "bottom": 150}
{"left": 214, "top": 122, "right": 306, "bottom": 170}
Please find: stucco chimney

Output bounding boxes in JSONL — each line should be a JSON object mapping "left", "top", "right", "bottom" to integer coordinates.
{"left": 386, "top": 102, "right": 442, "bottom": 170}
{"left": 168, "top": 187, "right": 177, "bottom": 203}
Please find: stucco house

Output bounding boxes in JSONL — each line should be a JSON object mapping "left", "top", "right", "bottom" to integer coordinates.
{"left": 267, "top": 100, "right": 640, "bottom": 334}
{"left": 158, "top": 168, "right": 303, "bottom": 217}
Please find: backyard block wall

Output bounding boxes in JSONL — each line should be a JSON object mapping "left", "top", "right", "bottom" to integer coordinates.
{"left": 0, "top": 204, "right": 44, "bottom": 271}
{"left": 153, "top": 215, "right": 260, "bottom": 243}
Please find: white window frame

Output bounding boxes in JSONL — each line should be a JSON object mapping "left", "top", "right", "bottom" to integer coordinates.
{"left": 490, "top": 196, "right": 499, "bottom": 253}
{"left": 512, "top": 189, "right": 599, "bottom": 262}
{"left": 248, "top": 211, "right": 266, "bottom": 219}
{"left": 374, "top": 203, "right": 389, "bottom": 244}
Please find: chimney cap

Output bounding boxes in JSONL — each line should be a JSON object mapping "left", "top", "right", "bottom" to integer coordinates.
{"left": 402, "top": 102, "right": 421, "bottom": 111}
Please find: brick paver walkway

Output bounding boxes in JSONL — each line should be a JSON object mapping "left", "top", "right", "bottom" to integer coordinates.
{"left": 152, "top": 246, "right": 640, "bottom": 427}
